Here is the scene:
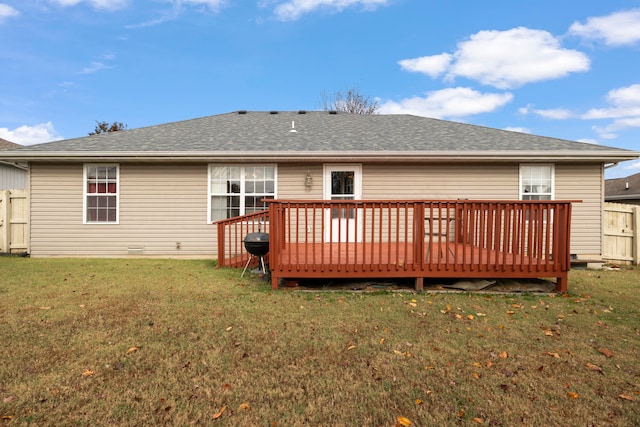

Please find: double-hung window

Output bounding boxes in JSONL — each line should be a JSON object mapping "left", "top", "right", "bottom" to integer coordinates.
{"left": 520, "top": 164, "right": 554, "bottom": 200}
{"left": 209, "top": 165, "right": 276, "bottom": 222}
{"left": 84, "top": 164, "right": 119, "bottom": 224}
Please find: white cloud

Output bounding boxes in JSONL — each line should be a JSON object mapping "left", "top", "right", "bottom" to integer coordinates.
{"left": 0, "top": 3, "right": 19, "bottom": 23}
{"left": 623, "top": 161, "right": 640, "bottom": 171}
{"left": 398, "top": 53, "right": 452, "bottom": 78}
{"left": 582, "top": 84, "right": 640, "bottom": 120}
{"left": 79, "top": 61, "right": 113, "bottom": 74}
{"left": 399, "top": 27, "right": 589, "bottom": 89}
{"left": 504, "top": 127, "right": 531, "bottom": 134}
{"left": 48, "top": 0, "right": 129, "bottom": 10}
{"left": 569, "top": 9, "right": 640, "bottom": 46}
{"left": 519, "top": 105, "right": 574, "bottom": 120}
{"left": 0, "top": 122, "right": 63, "bottom": 145}
{"left": 379, "top": 87, "right": 513, "bottom": 119}
{"left": 273, "top": 0, "right": 389, "bottom": 21}
{"left": 126, "top": 0, "right": 226, "bottom": 28}
{"left": 180, "top": 0, "right": 227, "bottom": 9}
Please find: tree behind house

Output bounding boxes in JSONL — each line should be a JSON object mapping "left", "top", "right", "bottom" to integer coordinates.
{"left": 89, "top": 121, "right": 128, "bottom": 135}
{"left": 320, "top": 87, "right": 379, "bottom": 114}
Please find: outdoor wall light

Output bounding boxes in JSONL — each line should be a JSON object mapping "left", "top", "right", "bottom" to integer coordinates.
{"left": 305, "top": 170, "right": 313, "bottom": 189}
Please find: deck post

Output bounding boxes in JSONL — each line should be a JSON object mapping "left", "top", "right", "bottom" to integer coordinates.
{"left": 555, "top": 274, "right": 568, "bottom": 293}
{"left": 414, "top": 277, "right": 424, "bottom": 292}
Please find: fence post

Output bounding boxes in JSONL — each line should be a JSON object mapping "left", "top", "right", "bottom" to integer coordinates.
{"left": 0, "top": 190, "right": 9, "bottom": 253}
{"left": 633, "top": 206, "right": 640, "bottom": 266}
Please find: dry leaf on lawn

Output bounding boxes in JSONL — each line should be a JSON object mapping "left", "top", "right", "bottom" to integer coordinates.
{"left": 598, "top": 347, "right": 614, "bottom": 358}
{"left": 567, "top": 391, "right": 579, "bottom": 399}
{"left": 212, "top": 405, "right": 227, "bottom": 419}
{"left": 238, "top": 402, "right": 251, "bottom": 411}
{"left": 396, "top": 415, "right": 412, "bottom": 426}
{"left": 81, "top": 369, "right": 95, "bottom": 377}
{"left": 619, "top": 394, "right": 635, "bottom": 401}
{"left": 586, "top": 362, "right": 604, "bottom": 374}
{"left": 126, "top": 346, "right": 139, "bottom": 355}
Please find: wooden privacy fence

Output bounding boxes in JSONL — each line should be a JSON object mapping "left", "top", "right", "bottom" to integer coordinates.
{"left": 0, "top": 189, "right": 28, "bottom": 254}
{"left": 603, "top": 202, "right": 640, "bottom": 265}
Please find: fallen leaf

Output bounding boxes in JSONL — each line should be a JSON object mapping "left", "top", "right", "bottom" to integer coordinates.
{"left": 1, "top": 416, "right": 12, "bottom": 420}
{"left": 81, "top": 369, "right": 95, "bottom": 377}
{"left": 225, "top": 326, "right": 233, "bottom": 331}
{"left": 126, "top": 346, "right": 139, "bottom": 355}
{"left": 473, "top": 371, "right": 480, "bottom": 379}
{"left": 467, "top": 314, "right": 474, "bottom": 320}
{"left": 619, "top": 394, "right": 635, "bottom": 401}
{"left": 238, "top": 402, "right": 251, "bottom": 411}
{"left": 586, "top": 362, "right": 604, "bottom": 374}
{"left": 499, "top": 351, "right": 508, "bottom": 359}
{"left": 212, "top": 405, "right": 227, "bottom": 419}
{"left": 567, "top": 391, "right": 579, "bottom": 399}
{"left": 545, "top": 352, "right": 561, "bottom": 359}
{"left": 472, "top": 418, "right": 485, "bottom": 425}
{"left": 544, "top": 330, "right": 554, "bottom": 336}
{"left": 380, "top": 338, "right": 385, "bottom": 345}
{"left": 40, "top": 306, "right": 52, "bottom": 310}
{"left": 396, "top": 415, "right": 413, "bottom": 426}
{"left": 415, "top": 399, "right": 422, "bottom": 405}
{"left": 598, "top": 347, "right": 614, "bottom": 358}
{"left": 347, "top": 345, "right": 356, "bottom": 350}
{"left": 457, "top": 409, "right": 466, "bottom": 418}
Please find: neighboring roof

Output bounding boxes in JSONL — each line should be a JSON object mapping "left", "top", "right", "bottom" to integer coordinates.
{"left": 0, "top": 138, "right": 21, "bottom": 150}
{"left": 605, "top": 173, "right": 640, "bottom": 201}
{"left": 1, "top": 111, "right": 638, "bottom": 163}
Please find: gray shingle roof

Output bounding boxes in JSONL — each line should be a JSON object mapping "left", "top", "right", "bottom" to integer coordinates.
{"left": 0, "top": 138, "right": 20, "bottom": 150}
{"left": 605, "top": 173, "right": 640, "bottom": 200}
{"left": 1, "top": 111, "right": 637, "bottom": 162}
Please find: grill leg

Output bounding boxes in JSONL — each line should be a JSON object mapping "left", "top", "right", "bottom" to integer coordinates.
{"left": 241, "top": 255, "right": 254, "bottom": 278}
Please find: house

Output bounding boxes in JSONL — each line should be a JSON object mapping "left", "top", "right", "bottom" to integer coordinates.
{"left": 0, "top": 111, "right": 637, "bottom": 265}
{"left": 605, "top": 172, "right": 640, "bottom": 205}
{"left": 0, "top": 138, "right": 27, "bottom": 190}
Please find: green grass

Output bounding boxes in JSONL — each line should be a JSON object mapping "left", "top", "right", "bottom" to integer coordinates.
{"left": 0, "top": 258, "right": 638, "bottom": 426}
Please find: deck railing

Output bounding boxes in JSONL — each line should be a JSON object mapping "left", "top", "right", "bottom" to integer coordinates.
{"left": 214, "top": 200, "right": 575, "bottom": 292}
{"left": 214, "top": 210, "right": 270, "bottom": 268}
{"left": 267, "top": 200, "right": 574, "bottom": 292}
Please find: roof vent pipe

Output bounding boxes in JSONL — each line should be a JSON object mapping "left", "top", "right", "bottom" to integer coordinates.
{"left": 626, "top": 182, "right": 629, "bottom": 190}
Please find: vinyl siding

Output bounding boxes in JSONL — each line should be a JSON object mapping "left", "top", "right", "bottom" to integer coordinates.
{"left": 0, "top": 163, "right": 28, "bottom": 190}
{"left": 29, "top": 161, "right": 603, "bottom": 258}
{"left": 30, "top": 163, "right": 215, "bottom": 258}
{"left": 555, "top": 163, "right": 603, "bottom": 257}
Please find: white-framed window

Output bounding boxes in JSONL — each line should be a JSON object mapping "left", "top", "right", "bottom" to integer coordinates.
{"left": 520, "top": 164, "right": 554, "bottom": 200}
{"left": 208, "top": 165, "right": 276, "bottom": 222}
{"left": 84, "top": 164, "right": 119, "bottom": 224}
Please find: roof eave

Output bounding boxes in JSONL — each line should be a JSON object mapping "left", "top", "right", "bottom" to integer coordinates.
{"left": 1, "top": 150, "right": 638, "bottom": 163}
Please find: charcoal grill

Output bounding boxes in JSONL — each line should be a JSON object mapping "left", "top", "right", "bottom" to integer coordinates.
{"left": 241, "top": 232, "right": 269, "bottom": 277}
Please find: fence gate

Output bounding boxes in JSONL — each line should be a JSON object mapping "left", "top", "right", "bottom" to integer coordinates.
{"left": 0, "top": 189, "right": 29, "bottom": 254}
{"left": 603, "top": 202, "right": 640, "bottom": 265}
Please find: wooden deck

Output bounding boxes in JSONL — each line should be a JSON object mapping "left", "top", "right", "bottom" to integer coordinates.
{"left": 216, "top": 200, "right": 575, "bottom": 292}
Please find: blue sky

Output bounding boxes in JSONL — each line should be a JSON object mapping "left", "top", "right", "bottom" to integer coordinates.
{"left": 1, "top": 0, "right": 640, "bottom": 177}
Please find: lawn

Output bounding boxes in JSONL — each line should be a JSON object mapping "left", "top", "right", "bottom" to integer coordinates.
{"left": 0, "top": 258, "right": 638, "bottom": 426}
